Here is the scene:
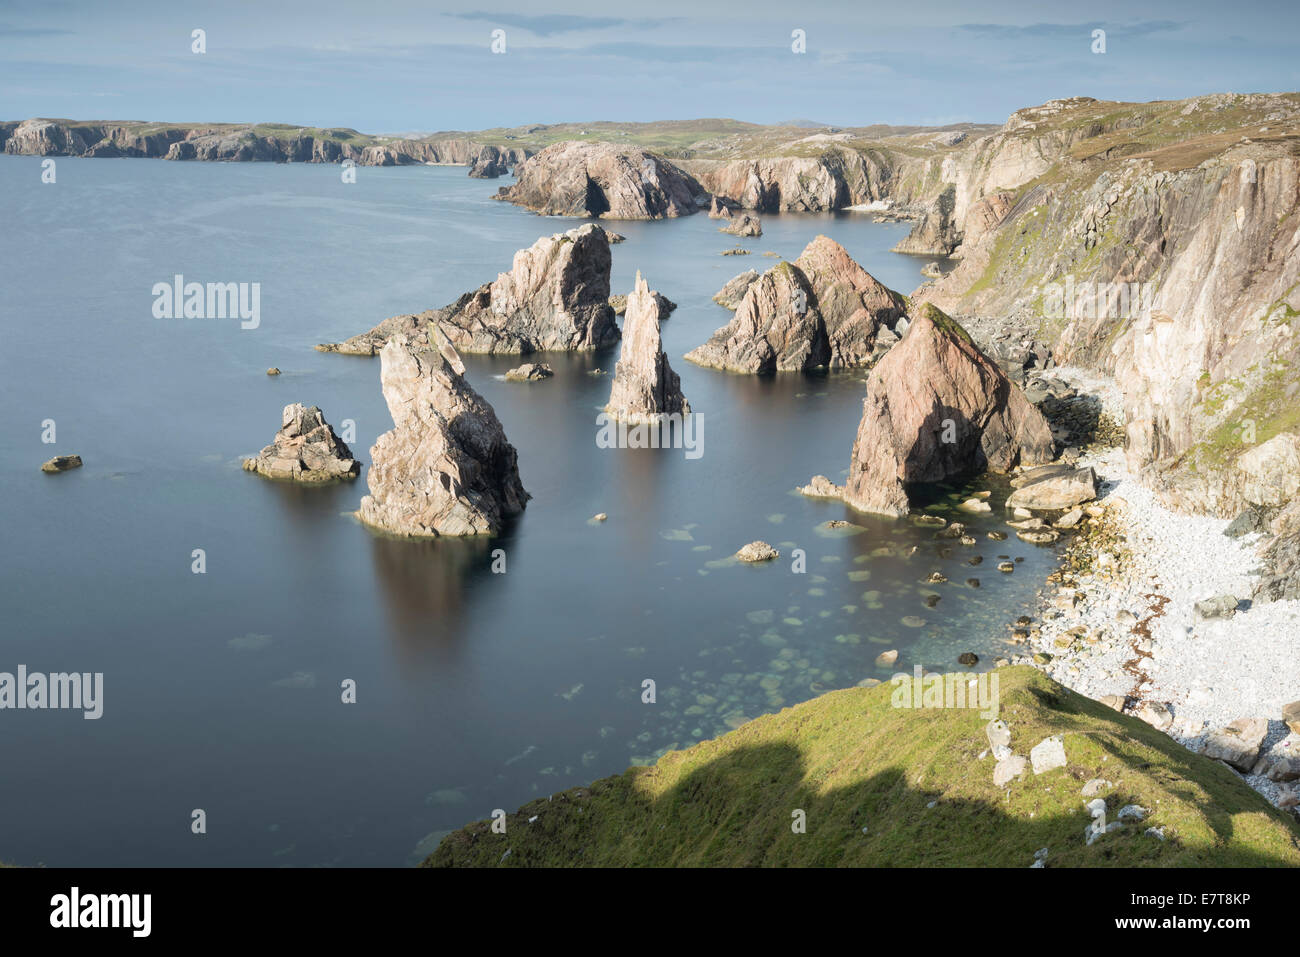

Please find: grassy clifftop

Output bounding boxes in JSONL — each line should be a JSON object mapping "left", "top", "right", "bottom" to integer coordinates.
{"left": 426, "top": 666, "right": 1300, "bottom": 867}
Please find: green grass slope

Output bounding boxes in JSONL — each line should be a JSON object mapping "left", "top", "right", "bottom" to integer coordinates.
{"left": 425, "top": 666, "right": 1300, "bottom": 867}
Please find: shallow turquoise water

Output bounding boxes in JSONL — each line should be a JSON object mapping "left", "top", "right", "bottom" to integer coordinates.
{"left": 0, "top": 157, "right": 1054, "bottom": 865}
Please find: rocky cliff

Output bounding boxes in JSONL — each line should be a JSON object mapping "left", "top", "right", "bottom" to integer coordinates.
{"left": 0, "top": 118, "right": 529, "bottom": 171}
{"left": 357, "top": 331, "right": 528, "bottom": 537}
{"left": 840, "top": 304, "right": 1054, "bottom": 517}
{"left": 605, "top": 272, "right": 689, "bottom": 422}
{"left": 685, "top": 236, "right": 909, "bottom": 373}
{"left": 496, "top": 141, "right": 706, "bottom": 218}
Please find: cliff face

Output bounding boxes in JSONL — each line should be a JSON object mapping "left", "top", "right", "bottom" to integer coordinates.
{"left": 911, "top": 93, "right": 1300, "bottom": 520}
{"left": 681, "top": 147, "right": 894, "bottom": 212}
{"left": 497, "top": 141, "right": 706, "bottom": 219}
{"left": 0, "top": 118, "right": 530, "bottom": 169}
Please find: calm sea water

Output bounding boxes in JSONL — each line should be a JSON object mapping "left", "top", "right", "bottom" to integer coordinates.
{"left": 0, "top": 157, "right": 1053, "bottom": 866}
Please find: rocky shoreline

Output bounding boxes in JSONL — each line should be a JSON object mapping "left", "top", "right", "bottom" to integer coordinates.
{"left": 999, "top": 365, "right": 1300, "bottom": 814}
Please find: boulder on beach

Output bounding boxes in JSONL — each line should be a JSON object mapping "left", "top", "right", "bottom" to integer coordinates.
{"left": 1005, "top": 466, "right": 1099, "bottom": 510}
{"left": 840, "top": 304, "right": 1055, "bottom": 517}
{"left": 686, "top": 236, "right": 909, "bottom": 373}
{"left": 242, "top": 404, "right": 360, "bottom": 482}
{"left": 357, "top": 330, "right": 529, "bottom": 537}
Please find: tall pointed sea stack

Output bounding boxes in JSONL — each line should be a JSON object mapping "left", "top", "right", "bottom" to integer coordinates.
{"left": 842, "top": 304, "right": 1055, "bottom": 517}
{"left": 357, "top": 330, "right": 528, "bottom": 537}
{"left": 605, "top": 272, "right": 690, "bottom": 423}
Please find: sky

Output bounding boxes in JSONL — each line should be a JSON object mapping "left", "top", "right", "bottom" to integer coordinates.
{"left": 1, "top": 0, "right": 1298, "bottom": 132}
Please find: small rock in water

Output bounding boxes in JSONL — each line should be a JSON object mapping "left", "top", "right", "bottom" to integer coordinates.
{"left": 875, "top": 649, "right": 899, "bottom": 668}
{"left": 735, "top": 541, "right": 779, "bottom": 562}
{"left": 505, "top": 362, "right": 555, "bottom": 382}
{"left": 988, "top": 530, "right": 1008, "bottom": 541}
{"left": 266, "top": 367, "right": 281, "bottom": 376}
{"left": 998, "top": 561, "right": 1015, "bottom": 573}
{"left": 41, "top": 454, "right": 83, "bottom": 473}
{"left": 590, "top": 512, "right": 608, "bottom": 523}
{"left": 957, "top": 652, "right": 978, "bottom": 666}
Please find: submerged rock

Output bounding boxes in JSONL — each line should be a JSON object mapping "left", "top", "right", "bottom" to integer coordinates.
{"left": 840, "top": 304, "right": 1054, "bottom": 517}
{"left": 605, "top": 272, "right": 690, "bottom": 423}
{"left": 686, "top": 236, "right": 908, "bottom": 373}
{"left": 242, "top": 403, "right": 360, "bottom": 482}
{"left": 40, "top": 454, "right": 83, "bottom": 473}
{"left": 357, "top": 331, "right": 528, "bottom": 536}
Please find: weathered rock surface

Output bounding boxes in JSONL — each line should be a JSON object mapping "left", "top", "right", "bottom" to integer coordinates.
{"left": 1005, "top": 467, "right": 1099, "bottom": 510}
{"left": 242, "top": 404, "right": 360, "bottom": 482}
{"left": 798, "top": 474, "right": 844, "bottom": 499}
{"left": 436, "top": 224, "right": 619, "bottom": 354}
{"left": 40, "top": 454, "right": 82, "bottom": 473}
{"left": 735, "top": 541, "right": 779, "bottom": 562}
{"left": 605, "top": 273, "right": 689, "bottom": 423}
{"left": 505, "top": 363, "right": 553, "bottom": 382}
{"left": 610, "top": 291, "right": 676, "bottom": 317}
{"left": 316, "top": 311, "right": 436, "bottom": 355}
{"left": 685, "top": 236, "right": 909, "bottom": 373}
{"left": 357, "top": 332, "right": 528, "bottom": 537}
{"left": 496, "top": 141, "right": 705, "bottom": 219}
{"left": 720, "top": 212, "right": 762, "bottom": 237}
{"left": 1201, "top": 718, "right": 1268, "bottom": 772}
{"left": 712, "top": 270, "right": 760, "bottom": 310}
{"left": 467, "top": 145, "right": 511, "bottom": 178}
{"left": 841, "top": 304, "right": 1055, "bottom": 517}
{"left": 321, "top": 225, "right": 619, "bottom": 357}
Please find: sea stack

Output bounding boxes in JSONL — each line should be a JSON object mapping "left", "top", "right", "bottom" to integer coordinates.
{"left": 318, "top": 225, "right": 619, "bottom": 357}
{"left": 605, "top": 272, "right": 690, "bottom": 423}
{"left": 357, "top": 330, "right": 528, "bottom": 537}
{"left": 686, "top": 236, "right": 908, "bottom": 373}
{"left": 840, "top": 304, "right": 1054, "bottom": 517}
{"left": 242, "top": 404, "right": 360, "bottom": 482}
